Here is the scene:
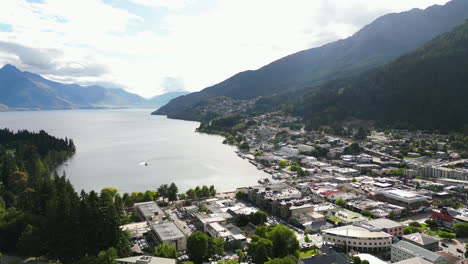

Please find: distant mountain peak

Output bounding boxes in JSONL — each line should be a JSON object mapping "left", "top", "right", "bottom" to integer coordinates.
{"left": 0, "top": 65, "right": 151, "bottom": 110}
{"left": 1, "top": 64, "right": 21, "bottom": 72}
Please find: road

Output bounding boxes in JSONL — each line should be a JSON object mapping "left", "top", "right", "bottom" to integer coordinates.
{"left": 440, "top": 240, "right": 466, "bottom": 259}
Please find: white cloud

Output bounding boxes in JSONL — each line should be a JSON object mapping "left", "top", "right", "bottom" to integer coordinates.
{"left": 129, "top": 0, "right": 193, "bottom": 9}
{"left": 0, "top": 0, "right": 451, "bottom": 98}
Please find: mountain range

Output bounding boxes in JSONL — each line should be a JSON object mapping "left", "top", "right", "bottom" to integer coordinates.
{"left": 290, "top": 19, "right": 468, "bottom": 132}
{"left": 0, "top": 64, "right": 187, "bottom": 110}
{"left": 153, "top": 0, "right": 468, "bottom": 121}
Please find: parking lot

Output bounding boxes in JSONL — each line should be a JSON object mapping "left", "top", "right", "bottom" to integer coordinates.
{"left": 439, "top": 240, "right": 466, "bottom": 259}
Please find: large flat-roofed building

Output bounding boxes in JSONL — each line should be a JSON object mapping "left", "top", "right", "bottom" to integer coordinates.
{"left": 322, "top": 225, "right": 392, "bottom": 253}
{"left": 391, "top": 240, "right": 446, "bottom": 264}
{"left": 402, "top": 233, "right": 439, "bottom": 252}
{"left": 366, "top": 218, "right": 403, "bottom": 237}
{"left": 134, "top": 201, "right": 164, "bottom": 222}
{"left": 373, "top": 188, "right": 429, "bottom": 209}
{"left": 150, "top": 222, "right": 186, "bottom": 251}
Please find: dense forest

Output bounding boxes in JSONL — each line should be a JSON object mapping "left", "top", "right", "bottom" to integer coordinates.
{"left": 289, "top": 20, "right": 468, "bottom": 132}
{"left": 0, "top": 129, "right": 131, "bottom": 263}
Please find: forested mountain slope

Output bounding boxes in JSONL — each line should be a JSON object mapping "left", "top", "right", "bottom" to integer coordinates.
{"left": 292, "top": 20, "right": 468, "bottom": 132}
{"left": 154, "top": 0, "right": 468, "bottom": 120}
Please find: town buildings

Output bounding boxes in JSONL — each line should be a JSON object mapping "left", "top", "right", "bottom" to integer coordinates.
{"left": 391, "top": 240, "right": 446, "bottom": 264}
{"left": 150, "top": 222, "right": 186, "bottom": 251}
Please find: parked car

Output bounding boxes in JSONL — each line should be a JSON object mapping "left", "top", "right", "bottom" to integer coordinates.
{"left": 441, "top": 243, "right": 447, "bottom": 247}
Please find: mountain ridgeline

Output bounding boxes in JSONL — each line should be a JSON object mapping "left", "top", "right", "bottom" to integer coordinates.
{"left": 153, "top": 0, "right": 468, "bottom": 120}
{"left": 290, "top": 20, "right": 468, "bottom": 132}
{"left": 0, "top": 64, "right": 187, "bottom": 110}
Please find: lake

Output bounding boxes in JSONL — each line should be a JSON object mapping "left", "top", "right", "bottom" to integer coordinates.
{"left": 0, "top": 109, "right": 269, "bottom": 193}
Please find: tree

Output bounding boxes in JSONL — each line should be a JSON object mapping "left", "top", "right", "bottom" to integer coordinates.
{"left": 248, "top": 238, "right": 272, "bottom": 264}
{"left": 334, "top": 198, "right": 345, "bottom": 207}
{"left": 195, "top": 186, "right": 202, "bottom": 198}
{"left": 265, "top": 256, "right": 297, "bottom": 264}
{"left": 439, "top": 231, "right": 456, "bottom": 240}
{"left": 360, "top": 210, "right": 372, "bottom": 217}
{"left": 158, "top": 184, "right": 169, "bottom": 201}
{"left": 168, "top": 183, "right": 178, "bottom": 202}
{"left": 296, "top": 167, "right": 306, "bottom": 177}
{"left": 425, "top": 219, "right": 438, "bottom": 229}
{"left": 388, "top": 210, "right": 396, "bottom": 220}
{"left": 304, "top": 234, "right": 310, "bottom": 243}
{"left": 240, "top": 142, "right": 250, "bottom": 150}
{"left": 354, "top": 127, "right": 369, "bottom": 140}
{"left": 351, "top": 178, "right": 357, "bottom": 182}
{"left": 154, "top": 242, "right": 178, "bottom": 258}
{"left": 252, "top": 211, "right": 268, "bottom": 226}
{"left": 403, "top": 226, "right": 418, "bottom": 235}
{"left": 101, "top": 187, "right": 118, "bottom": 198}
{"left": 236, "top": 249, "right": 246, "bottom": 264}
{"left": 267, "top": 225, "right": 299, "bottom": 258}
{"left": 201, "top": 185, "right": 210, "bottom": 197}
{"left": 186, "top": 188, "right": 196, "bottom": 199}
{"left": 187, "top": 232, "right": 209, "bottom": 264}
{"left": 97, "top": 247, "right": 118, "bottom": 264}
{"left": 277, "top": 160, "right": 288, "bottom": 168}
{"left": 9, "top": 171, "right": 28, "bottom": 194}
{"left": 209, "top": 185, "right": 216, "bottom": 197}
{"left": 17, "top": 224, "right": 41, "bottom": 257}
{"left": 344, "top": 143, "right": 363, "bottom": 155}
{"left": 218, "top": 260, "right": 238, "bottom": 264}
{"left": 452, "top": 223, "right": 468, "bottom": 238}
{"left": 255, "top": 226, "right": 268, "bottom": 238}
{"left": 208, "top": 238, "right": 225, "bottom": 258}
{"left": 409, "top": 222, "right": 421, "bottom": 228}
{"left": 143, "top": 190, "right": 158, "bottom": 201}
{"left": 352, "top": 256, "right": 362, "bottom": 264}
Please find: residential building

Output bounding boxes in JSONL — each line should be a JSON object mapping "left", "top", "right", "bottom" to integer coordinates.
{"left": 150, "top": 222, "right": 186, "bottom": 251}
{"left": 373, "top": 188, "right": 429, "bottom": 210}
{"left": 391, "top": 240, "right": 446, "bottom": 264}
{"left": 326, "top": 208, "right": 367, "bottom": 224}
{"left": 366, "top": 218, "right": 403, "bottom": 237}
{"left": 402, "top": 233, "right": 440, "bottom": 251}
{"left": 134, "top": 201, "right": 164, "bottom": 222}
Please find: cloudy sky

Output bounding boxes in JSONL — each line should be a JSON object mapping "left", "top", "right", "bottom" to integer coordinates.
{"left": 0, "top": 0, "right": 450, "bottom": 98}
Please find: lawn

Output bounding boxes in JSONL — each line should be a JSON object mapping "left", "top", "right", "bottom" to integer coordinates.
{"left": 299, "top": 249, "right": 319, "bottom": 259}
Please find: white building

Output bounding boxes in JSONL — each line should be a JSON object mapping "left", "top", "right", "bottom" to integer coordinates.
{"left": 322, "top": 225, "right": 392, "bottom": 253}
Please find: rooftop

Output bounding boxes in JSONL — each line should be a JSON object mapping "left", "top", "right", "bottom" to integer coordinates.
{"left": 392, "top": 240, "right": 443, "bottom": 263}
{"left": 115, "top": 256, "right": 175, "bottom": 264}
{"left": 151, "top": 222, "right": 184, "bottom": 241}
{"left": 135, "top": 201, "right": 163, "bottom": 218}
{"left": 322, "top": 225, "right": 392, "bottom": 239}
{"left": 393, "top": 257, "right": 431, "bottom": 264}
{"left": 402, "top": 233, "right": 439, "bottom": 246}
{"left": 354, "top": 254, "right": 387, "bottom": 264}
{"left": 367, "top": 218, "right": 403, "bottom": 229}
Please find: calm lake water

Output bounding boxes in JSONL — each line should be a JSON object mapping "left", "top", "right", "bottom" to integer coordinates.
{"left": 0, "top": 109, "right": 269, "bottom": 193}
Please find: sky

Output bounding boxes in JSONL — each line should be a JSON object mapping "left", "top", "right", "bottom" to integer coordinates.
{"left": 0, "top": 0, "right": 451, "bottom": 98}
